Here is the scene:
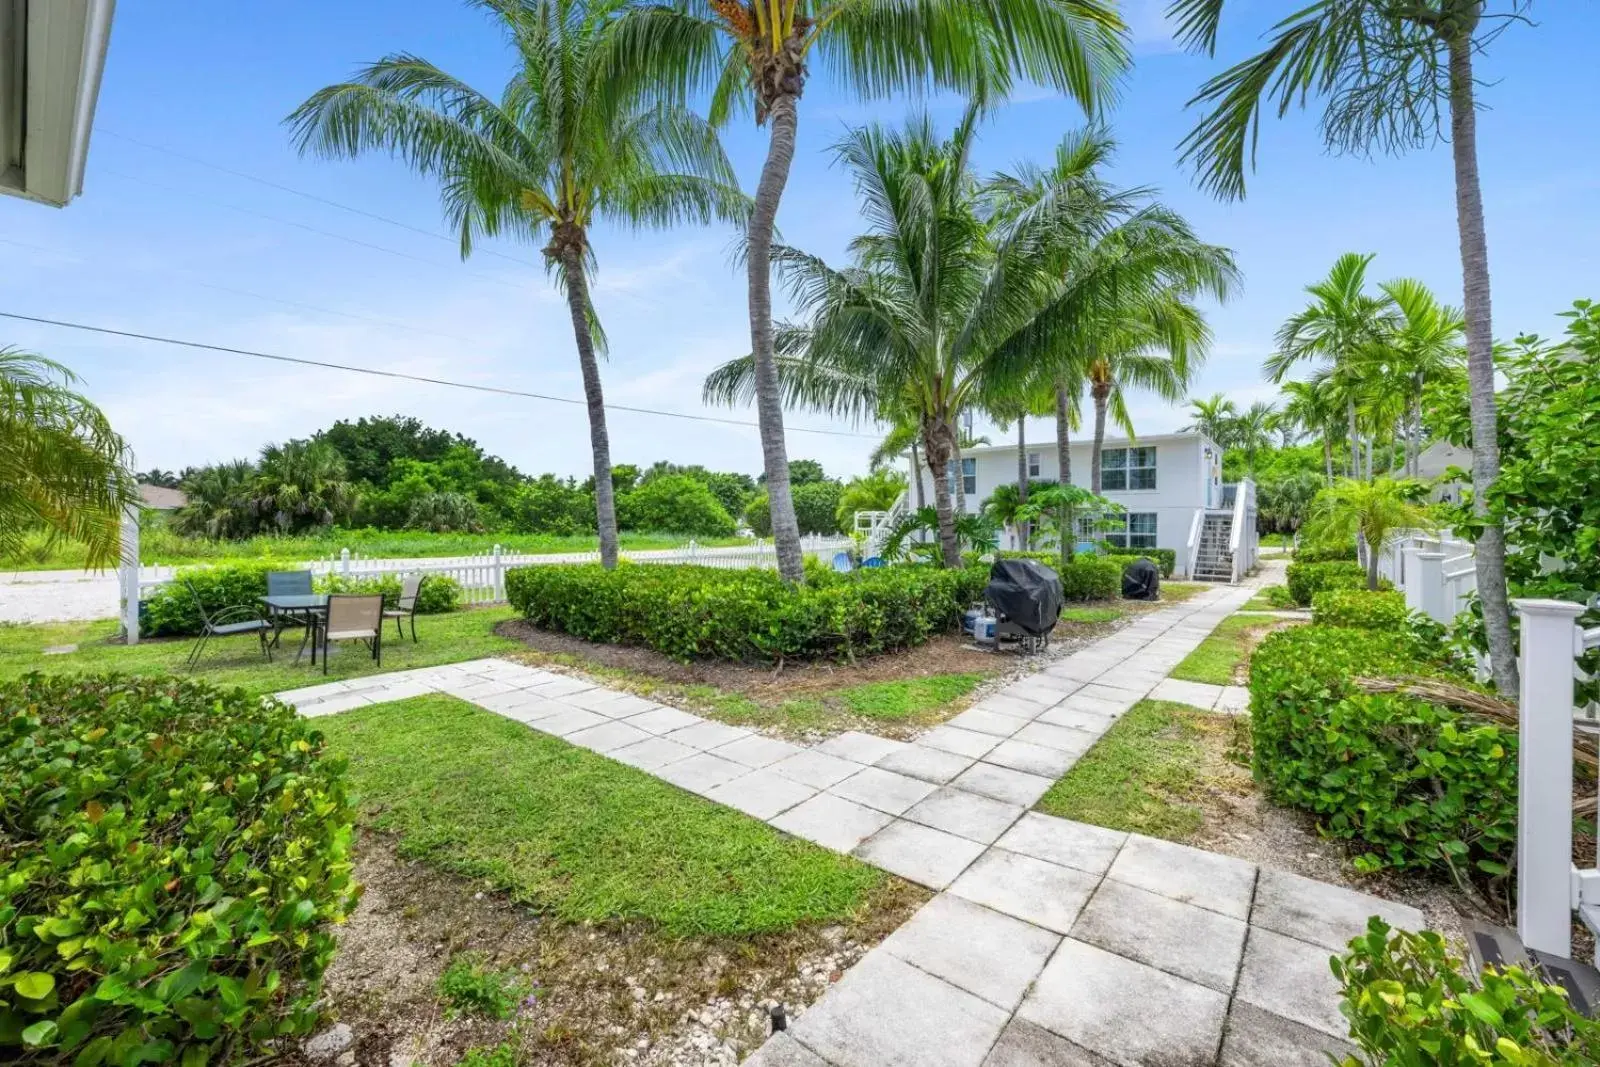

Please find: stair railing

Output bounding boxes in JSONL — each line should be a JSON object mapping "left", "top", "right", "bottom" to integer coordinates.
{"left": 1185, "top": 509, "right": 1203, "bottom": 580}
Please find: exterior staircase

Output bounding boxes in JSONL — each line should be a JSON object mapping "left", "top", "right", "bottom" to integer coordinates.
{"left": 1193, "top": 512, "right": 1235, "bottom": 582}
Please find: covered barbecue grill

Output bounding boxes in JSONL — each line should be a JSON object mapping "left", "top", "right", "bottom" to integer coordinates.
{"left": 1122, "top": 557, "right": 1161, "bottom": 601}
{"left": 984, "top": 558, "right": 1064, "bottom": 652}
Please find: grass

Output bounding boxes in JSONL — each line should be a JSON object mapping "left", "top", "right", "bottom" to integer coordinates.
{"left": 437, "top": 953, "right": 532, "bottom": 1020}
{"left": 1059, "top": 606, "right": 1122, "bottom": 624}
{"left": 1168, "top": 613, "right": 1291, "bottom": 686}
{"left": 1241, "top": 585, "right": 1297, "bottom": 612}
{"left": 1158, "top": 581, "right": 1209, "bottom": 604}
{"left": 1, "top": 526, "right": 747, "bottom": 570}
{"left": 0, "top": 607, "right": 521, "bottom": 697}
{"left": 317, "top": 694, "right": 884, "bottom": 936}
{"left": 839, "top": 673, "right": 987, "bottom": 720}
{"left": 1035, "top": 700, "right": 1250, "bottom": 842}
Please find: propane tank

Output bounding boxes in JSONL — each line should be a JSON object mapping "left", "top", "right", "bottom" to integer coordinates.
{"left": 974, "top": 611, "right": 998, "bottom": 646}
{"left": 961, "top": 604, "right": 984, "bottom": 635}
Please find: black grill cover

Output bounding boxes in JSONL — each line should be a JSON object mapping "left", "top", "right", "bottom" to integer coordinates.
{"left": 985, "top": 558, "right": 1064, "bottom": 637}
{"left": 1122, "top": 557, "right": 1161, "bottom": 601}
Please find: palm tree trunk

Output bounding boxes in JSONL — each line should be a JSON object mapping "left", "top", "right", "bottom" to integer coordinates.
{"left": 1366, "top": 542, "right": 1380, "bottom": 591}
{"left": 910, "top": 440, "right": 925, "bottom": 510}
{"left": 1090, "top": 382, "right": 1110, "bottom": 494}
{"left": 952, "top": 435, "right": 967, "bottom": 516}
{"left": 923, "top": 418, "right": 962, "bottom": 568}
{"left": 1016, "top": 419, "right": 1029, "bottom": 551}
{"left": 1055, "top": 381, "right": 1073, "bottom": 488}
{"left": 1346, "top": 398, "right": 1359, "bottom": 479}
{"left": 556, "top": 241, "right": 618, "bottom": 569}
{"left": 1448, "top": 32, "right": 1516, "bottom": 693}
{"left": 747, "top": 94, "right": 805, "bottom": 583}
{"left": 1323, "top": 435, "right": 1333, "bottom": 484}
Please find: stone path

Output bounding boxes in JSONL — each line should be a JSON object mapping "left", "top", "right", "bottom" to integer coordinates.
{"left": 280, "top": 574, "right": 1421, "bottom": 1067}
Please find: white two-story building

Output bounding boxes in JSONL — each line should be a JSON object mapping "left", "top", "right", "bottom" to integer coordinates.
{"left": 900, "top": 429, "right": 1254, "bottom": 579}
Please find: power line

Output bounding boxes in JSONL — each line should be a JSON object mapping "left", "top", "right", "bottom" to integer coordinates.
{"left": 98, "top": 128, "right": 544, "bottom": 270}
{"left": 100, "top": 167, "right": 534, "bottom": 291}
{"left": 0, "top": 311, "right": 877, "bottom": 439}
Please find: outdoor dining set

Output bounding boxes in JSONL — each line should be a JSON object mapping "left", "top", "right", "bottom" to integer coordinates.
{"left": 184, "top": 570, "right": 429, "bottom": 672}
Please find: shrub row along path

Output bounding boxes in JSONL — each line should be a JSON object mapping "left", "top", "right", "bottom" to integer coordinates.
{"left": 279, "top": 567, "right": 1423, "bottom": 1067}
{"left": 0, "top": 542, "right": 815, "bottom": 623}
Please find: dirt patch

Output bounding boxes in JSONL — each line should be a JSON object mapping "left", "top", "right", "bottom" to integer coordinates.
{"left": 289, "top": 835, "right": 927, "bottom": 1067}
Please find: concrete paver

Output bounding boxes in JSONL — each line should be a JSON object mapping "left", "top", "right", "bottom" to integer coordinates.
{"left": 1070, "top": 878, "right": 1248, "bottom": 993}
{"left": 994, "top": 812, "right": 1125, "bottom": 876}
{"left": 771, "top": 793, "right": 894, "bottom": 854}
{"left": 879, "top": 894, "right": 1060, "bottom": 1011}
{"left": 949, "top": 849, "right": 1099, "bottom": 934}
{"left": 853, "top": 820, "right": 987, "bottom": 889}
{"left": 904, "top": 787, "right": 1025, "bottom": 844}
{"left": 949, "top": 762, "right": 1056, "bottom": 806}
{"left": 1107, "top": 834, "right": 1258, "bottom": 921}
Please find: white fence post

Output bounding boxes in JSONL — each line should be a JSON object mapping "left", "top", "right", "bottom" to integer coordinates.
{"left": 1401, "top": 544, "right": 1424, "bottom": 614}
{"left": 118, "top": 504, "right": 140, "bottom": 645}
{"left": 339, "top": 548, "right": 351, "bottom": 577}
{"left": 1416, "top": 552, "right": 1447, "bottom": 624}
{"left": 492, "top": 544, "right": 505, "bottom": 602}
{"left": 1514, "top": 597, "right": 1586, "bottom": 957}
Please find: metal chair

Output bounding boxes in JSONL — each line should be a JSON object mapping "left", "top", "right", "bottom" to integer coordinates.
{"left": 831, "top": 552, "right": 855, "bottom": 573}
{"left": 382, "top": 574, "right": 425, "bottom": 643}
{"left": 265, "top": 570, "right": 314, "bottom": 640}
{"left": 184, "top": 580, "right": 272, "bottom": 669}
{"left": 317, "top": 594, "right": 384, "bottom": 674}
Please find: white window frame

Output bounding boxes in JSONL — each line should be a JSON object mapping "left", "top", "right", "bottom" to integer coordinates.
{"left": 1101, "top": 446, "right": 1157, "bottom": 491}
{"left": 1027, "top": 451, "right": 1041, "bottom": 478}
{"left": 961, "top": 457, "right": 977, "bottom": 496}
{"left": 1101, "top": 512, "right": 1159, "bottom": 550}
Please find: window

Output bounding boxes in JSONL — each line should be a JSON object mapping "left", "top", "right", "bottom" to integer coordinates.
{"left": 1100, "top": 446, "right": 1157, "bottom": 491}
{"left": 1027, "top": 452, "right": 1041, "bottom": 478}
{"left": 1101, "top": 512, "right": 1158, "bottom": 550}
{"left": 946, "top": 457, "right": 978, "bottom": 498}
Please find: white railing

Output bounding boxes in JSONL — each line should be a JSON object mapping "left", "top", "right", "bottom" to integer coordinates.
{"left": 1229, "top": 478, "right": 1258, "bottom": 583}
{"left": 1184, "top": 509, "right": 1204, "bottom": 581}
{"left": 1380, "top": 531, "right": 1479, "bottom": 626}
{"left": 859, "top": 491, "right": 908, "bottom": 558}
{"left": 129, "top": 535, "right": 854, "bottom": 608}
{"left": 1513, "top": 600, "right": 1600, "bottom": 960}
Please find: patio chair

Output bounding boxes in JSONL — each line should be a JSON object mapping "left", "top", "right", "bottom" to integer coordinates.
{"left": 860, "top": 556, "right": 886, "bottom": 568}
{"left": 831, "top": 552, "right": 854, "bottom": 574}
{"left": 317, "top": 594, "right": 384, "bottom": 675}
{"left": 184, "top": 580, "right": 272, "bottom": 669}
{"left": 265, "top": 570, "right": 315, "bottom": 634}
{"left": 383, "top": 574, "right": 426, "bottom": 643}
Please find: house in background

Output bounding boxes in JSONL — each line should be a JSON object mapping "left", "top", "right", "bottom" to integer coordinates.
{"left": 137, "top": 483, "right": 186, "bottom": 512}
{"left": 897, "top": 429, "right": 1257, "bottom": 581}
{"left": 1, "top": 0, "right": 116, "bottom": 207}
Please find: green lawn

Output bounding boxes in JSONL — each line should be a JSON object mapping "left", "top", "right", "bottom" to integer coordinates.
{"left": 0, "top": 607, "right": 521, "bottom": 696}
{"left": 1240, "top": 585, "right": 1297, "bottom": 612}
{"left": 1, "top": 528, "right": 748, "bottom": 570}
{"left": 1035, "top": 700, "right": 1248, "bottom": 842}
{"left": 1168, "top": 613, "right": 1291, "bottom": 686}
{"left": 317, "top": 694, "right": 884, "bottom": 936}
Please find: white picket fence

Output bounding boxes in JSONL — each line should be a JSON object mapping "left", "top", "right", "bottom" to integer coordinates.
{"left": 1376, "top": 531, "right": 1480, "bottom": 625}
{"left": 121, "top": 534, "right": 853, "bottom": 642}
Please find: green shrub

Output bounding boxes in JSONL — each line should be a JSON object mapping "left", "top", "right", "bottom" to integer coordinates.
{"left": 505, "top": 562, "right": 987, "bottom": 662}
{"left": 142, "top": 560, "right": 288, "bottom": 637}
{"left": 0, "top": 674, "right": 356, "bottom": 1063}
{"left": 1334, "top": 918, "right": 1600, "bottom": 1065}
{"left": 617, "top": 475, "right": 736, "bottom": 537}
{"left": 1294, "top": 540, "right": 1358, "bottom": 563}
{"left": 1250, "top": 625, "right": 1515, "bottom": 876}
{"left": 1311, "top": 589, "right": 1409, "bottom": 630}
{"left": 1096, "top": 542, "right": 1176, "bottom": 577}
{"left": 318, "top": 572, "right": 462, "bottom": 613}
{"left": 436, "top": 954, "right": 531, "bottom": 1020}
{"left": 743, "top": 483, "right": 846, "bottom": 537}
{"left": 456, "top": 1045, "right": 519, "bottom": 1067}
{"left": 1285, "top": 560, "right": 1368, "bottom": 606}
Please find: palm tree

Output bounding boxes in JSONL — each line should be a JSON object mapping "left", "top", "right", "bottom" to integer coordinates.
{"left": 1267, "top": 253, "right": 1395, "bottom": 481}
{"left": 1304, "top": 477, "right": 1436, "bottom": 590}
{"left": 0, "top": 348, "right": 137, "bottom": 568}
{"left": 1170, "top": 0, "right": 1526, "bottom": 688}
{"left": 1372, "top": 278, "right": 1465, "bottom": 477}
{"left": 174, "top": 460, "right": 258, "bottom": 540}
{"left": 1232, "top": 401, "right": 1276, "bottom": 478}
{"left": 1279, "top": 378, "right": 1343, "bottom": 483}
{"left": 611, "top": 0, "right": 1130, "bottom": 582}
{"left": 253, "top": 440, "right": 356, "bottom": 534}
{"left": 1182, "top": 392, "right": 1237, "bottom": 448}
{"left": 288, "top": 0, "right": 746, "bottom": 570}
{"left": 988, "top": 385, "right": 1054, "bottom": 550}
{"left": 1084, "top": 307, "right": 1208, "bottom": 494}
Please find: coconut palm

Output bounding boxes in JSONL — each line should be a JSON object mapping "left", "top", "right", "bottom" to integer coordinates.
{"left": 1304, "top": 477, "right": 1436, "bottom": 590}
{"left": 1083, "top": 307, "right": 1208, "bottom": 495}
{"left": 987, "top": 385, "right": 1055, "bottom": 550}
{"left": 1371, "top": 278, "right": 1465, "bottom": 477}
{"left": 1170, "top": 0, "right": 1527, "bottom": 688}
{"left": 610, "top": 0, "right": 1129, "bottom": 582}
{"left": 0, "top": 347, "right": 137, "bottom": 568}
{"left": 1182, "top": 392, "right": 1238, "bottom": 448}
{"left": 174, "top": 460, "right": 258, "bottom": 540}
{"left": 253, "top": 440, "right": 356, "bottom": 534}
{"left": 1268, "top": 253, "right": 1395, "bottom": 481}
{"left": 288, "top": 0, "right": 747, "bottom": 570}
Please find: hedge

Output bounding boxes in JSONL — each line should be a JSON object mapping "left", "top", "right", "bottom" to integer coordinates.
{"left": 1095, "top": 542, "right": 1177, "bottom": 577}
{"left": 993, "top": 553, "right": 1122, "bottom": 601}
{"left": 505, "top": 562, "right": 988, "bottom": 662}
{"left": 143, "top": 562, "right": 462, "bottom": 636}
{"left": 1249, "top": 624, "right": 1515, "bottom": 876}
{"left": 1285, "top": 560, "right": 1369, "bottom": 606}
{"left": 1311, "top": 589, "right": 1410, "bottom": 631}
{"left": 1293, "top": 541, "right": 1358, "bottom": 564}
{"left": 0, "top": 674, "right": 356, "bottom": 1063}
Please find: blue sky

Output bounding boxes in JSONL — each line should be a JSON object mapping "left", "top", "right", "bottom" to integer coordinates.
{"left": 2, "top": 1, "right": 1595, "bottom": 481}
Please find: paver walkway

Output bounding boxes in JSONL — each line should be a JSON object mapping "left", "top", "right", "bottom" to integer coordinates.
{"left": 280, "top": 573, "right": 1421, "bottom": 1067}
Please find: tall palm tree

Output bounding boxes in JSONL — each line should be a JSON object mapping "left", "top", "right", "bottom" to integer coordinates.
{"left": 988, "top": 384, "right": 1054, "bottom": 550}
{"left": 253, "top": 440, "right": 355, "bottom": 534}
{"left": 1279, "top": 378, "right": 1343, "bottom": 483}
{"left": 1170, "top": 0, "right": 1527, "bottom": 688}
{"left": 1231, "top": 400, "right": 1276, "bottom": 479}
{"left": 1304, "top": 477, "right": 1436, "bottom": 591}
{"left": 611, "top": 0, "right": 1130, "bottom": 581}
{"left": 1267, "top": 253, "right": 1394, "bottom": 481}
{"left": 0, "top": 348, "right": 137, "bottom": 568}
{"left": 1181, "top": 392, "right": 1237, "bottom": 448}
{"left": 288, "top": 0, "right": 746, "bottom": 570}
{"left": 1372, "top": 278, "right": 1465, "bottom": 477}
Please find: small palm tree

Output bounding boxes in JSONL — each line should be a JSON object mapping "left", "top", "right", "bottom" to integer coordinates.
{"left": 288, "top": 0, "right": 747, "bottom": 570}
{"left": 0, "top": 348, "right": 138, "bottom": 568}
{"left": 611, "top": 0, "right": 1130, "bottom": 582}
{"left": 254, "top": 440, "right": 356, "bottom": 534}
{"left": 1182, "top": 392, "right": 1238, "bottom": 448}
{"left": 1278, "top": 378, "right": 1344, "bottom": 483}
{"left": 174, "top": 460, "right": 259, "bottom": 540}
{"left": 1014, "top": 483, "right": 1120, "bottom": 568}
{"left": 1231, "top": 401, "right": 1276, "bottom": 479}
{"left": 1372, "top": 278, "right": 1465, "bottom": 477}
{"left": 1169, "top": 0, "right": 1528, "bottom": 689}
{"left": 1304, "top": 477, "right": 1436, "bottom": 590}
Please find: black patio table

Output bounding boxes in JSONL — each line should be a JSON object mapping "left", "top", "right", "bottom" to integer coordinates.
{"left": 259, "top": 593, "right": 329, "bottom": 663}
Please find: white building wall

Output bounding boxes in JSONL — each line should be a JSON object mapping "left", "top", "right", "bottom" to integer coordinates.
{"left": 907, "top": 432, "right": 1225, "bottom": 577}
